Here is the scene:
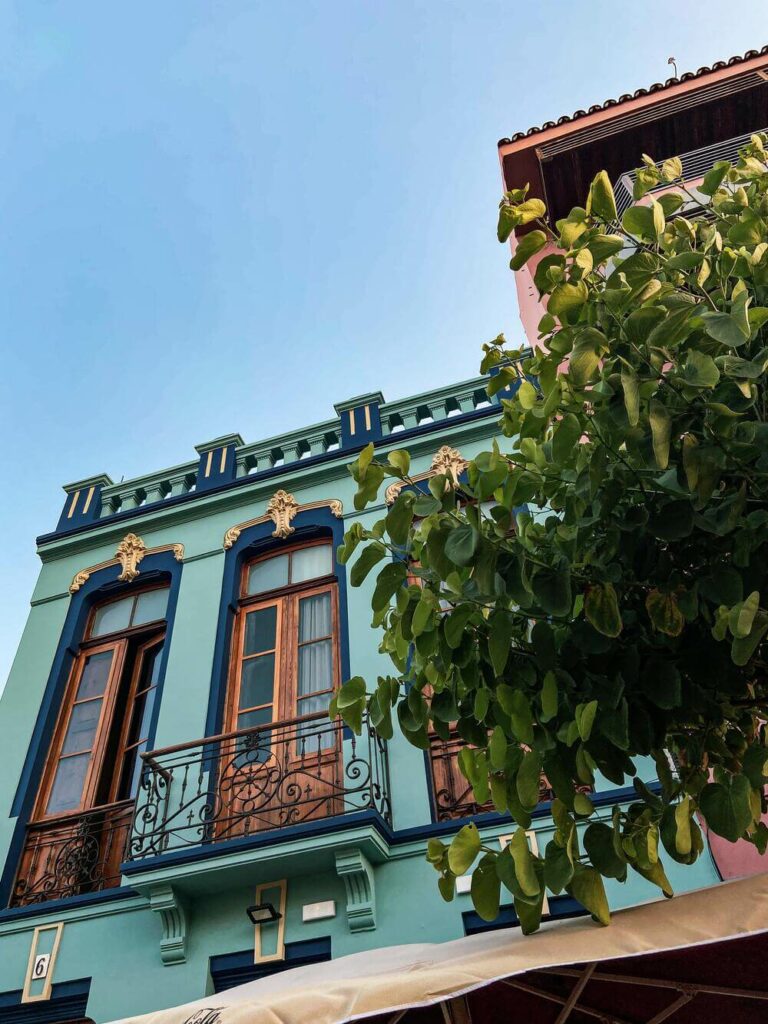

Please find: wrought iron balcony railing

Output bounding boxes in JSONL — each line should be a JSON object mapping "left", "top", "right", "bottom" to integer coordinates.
{"left": 11, "top": 800, "right": 134, "bottom": 907}
{"left": 126, "top": 712, "right": 391, "bottom": 861}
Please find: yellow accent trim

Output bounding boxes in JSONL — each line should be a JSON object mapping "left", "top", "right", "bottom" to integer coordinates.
{"left": 220, "top": 446, "right": 227, "bottom": 473}
{"left": 364, "top": 404, "right": 371, "bottom": 431}
{"left": 348, "top": 409, "right": 356, "bottom": 436}
{"left": 66, "top": 491, "right": 80, "bottom": 519}
{"left": 81, "top": 486, "right": 95, "bottom": 516}
{"left": 70, "top": 539, "right": 185, "bottom": 593}
{"left": 223, "top": 498, "right": 343, "bottom": 549}
{"left": 254, "top": 879, "right": 287, "bottom": 963}
{"left": 204, "top": 450, "right": 214, "bottom": 478}
{"left": 498, "top": 832, "right": 549, "bottom": 915}
{"left": 22, "top": 922, "right": 63, "bottom": 1003}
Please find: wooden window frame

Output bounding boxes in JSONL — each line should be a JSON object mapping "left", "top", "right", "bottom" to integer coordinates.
{"left": 108, "top": 633, "right": 166, "bottom": 804}
{"left": 225, "top": 541, "right": 341, "bottom": 741}
{"left": 34, "top": 585, "right": 170, "bottom": 822}
{"left": 34, "top": 638, "right": 128, "bottom": 822}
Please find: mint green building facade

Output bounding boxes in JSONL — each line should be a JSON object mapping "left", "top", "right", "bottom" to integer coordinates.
{"left": 0, "top": 376, "right": 720, "bottom": 1024}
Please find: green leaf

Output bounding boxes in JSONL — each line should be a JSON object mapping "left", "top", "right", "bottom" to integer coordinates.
{"left": 743, "top": 745, "right": 768, "bottom": 790}
{"left": 548, "top": 281, "right": 588, "bottom": 320}
{"left": 352, "top": 540, "right": 387, "bottom": 589}
{"left": 731, "top": 609, "right": 768, "bottom": 666}
{"left": 516, "top": 198, "right": 546, "bottom": 225}
{"left": 385, "top": 495, "right": 414, "bottom": 547}
{"left": 470, "top": 854, "right": 501, "bottom": 921}
{"left": 447, "top": 823, "right": 482, "bottom": 874}
{"left": 567, "top": 865, "right": 610, "bottom": 925}
{"left": 622, "top": 204, "right": 656, "bottom": 240}
{"left": 336, "top": 676, "right": 367, "bottom": 708}
{"left": 497, "top": 686, "right": 535, "bottom": 744}
{"left": 438, "top": 872, "right": 455, "bottom": 902}
{"left": 621, "top": 369, "right": 640, "bottom": 426}
{"left": 544, "top": 840, "right": 574, "bottom": 893}
{"left": 584, "top": 582, "right": 622, "bottom": 637}
{"left": 489, "top": 726, "right": 507, "bottom": 770}
{"left": 445, "top": 605, "right": 473, "bottom": 649}
{"left": 541, "top": 670, "right": 558, "bottom": 721}
{"left": 661, "top": 156, "right": 682, "bottom": 182}
{"left": 701, "top": 311, "right": 749, "bottom": 348}
{"left": 650, "top": 400, "right": 671, "bottom": 469}
{"left": 444, "top": 524, "right": 480, "bottom": 566}
{"left": 531, "top": 566, "right": 572, "bottom": 617}
{"left": 679, "top": 350, "right": 720, "bottom": 389}
{"left": 488, "top": 611, "right": 513, "bottom": 676}
{"left": 699, "top": 776, "right": 753, "bottom": 842}
{"left": 699, "top": 160, "right": 730, "bottom": 195}
{"left": 575, "top": 700, "right": 598, "bottom": 741}
{"left": 645, "top": 589, "right": 685, "bottom": 637}
{"left": 388, "top": 449, "right": 410, "bottom": 475}
{"left": 511, "top": 229, "right": 548, "bottom": 270}
{"left": 517, "top": 749, "right": 543, "bottom": 809}
{"left": 729, "top": 590, "right": 759, "bottom": 638}
{"left": 584, "top": 823, "right": 627, "bottom": 879}
{"left": 587, "top": 170, "right": 617, "bottom": 222}
{"left": 509, "top": 829, "right": 540, "bottom": 897}
{"left": 517, "top": 380, "right": 539, "bottom": 409}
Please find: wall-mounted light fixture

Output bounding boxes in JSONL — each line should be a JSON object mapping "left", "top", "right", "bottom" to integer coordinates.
{"left": 247, "top": 902, "right": 282, "bottom": 925}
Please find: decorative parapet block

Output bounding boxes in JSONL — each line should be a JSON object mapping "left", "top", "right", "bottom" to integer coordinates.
{"left": 148, "top": 883, "right": 189, "bottom": 965}
{"left": 194, "top": 433, "right": 244, "bottom": 494}
{"left": 70, "top": 534, "right": 184, "bottom": 593}
{"left": 223, "top": 494, "right": 343, "bottom": 549}
{"left": 334, "top": 392, "right": 384, "bottom": 449}
{"left": 385, "top": 446, "right": 468, "bottom": 505}
{"left": 56, "top": 474, "right": 113, "bottom": 532}
{"left": 334, "top": 847, "right": 376, "bottom": 932}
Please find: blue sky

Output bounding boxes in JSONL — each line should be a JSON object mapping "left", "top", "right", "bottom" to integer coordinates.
{"left": 0, "top": 2, "right": 766, "bottom": 689}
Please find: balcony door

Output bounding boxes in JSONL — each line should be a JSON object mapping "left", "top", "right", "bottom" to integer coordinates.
{"left": 219, "top": 540, "right": 342, "bottom": 835}
{"left": 12, "top": 586, "right": 168, "bottom": 906}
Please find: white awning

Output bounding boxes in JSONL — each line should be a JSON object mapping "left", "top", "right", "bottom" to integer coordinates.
{"left": 109, "top": 873, "right": 768, "bottom": 1024}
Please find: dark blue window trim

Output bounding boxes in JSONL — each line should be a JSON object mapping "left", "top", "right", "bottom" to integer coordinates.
{"left": 463, "top": 895, "right": 585, "bottom": 936}
{"left": 210, "top": 938, "right": 331, "bottom": 992}
{"left": 0, "top": 978, "right": 90, "bottom": 1024}
{"left": 0, "top": 551, "right": 183, "bottom": 908}
{"left": 204, "top": 507, "right": 350, "bottom": 738}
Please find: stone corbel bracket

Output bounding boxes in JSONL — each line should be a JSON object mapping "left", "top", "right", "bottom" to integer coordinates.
{"left": 335, "top": 847, "right": 376, "bottom": 932}
{"left": 223, "top": 493, "right": 343, "bottom": 549}
{"left": 385, "top": 446, "right": 468, "bottom": 505}
{"left": 69, "top": 534, "right": 185, "bottom": 593}
{"left": 149, "top": 884, "right": 190, "bottom": 965}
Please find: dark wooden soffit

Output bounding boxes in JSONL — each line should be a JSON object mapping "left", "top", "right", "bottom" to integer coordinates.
{"left": 500, "top": 51, "right": 768, "bottom": 227}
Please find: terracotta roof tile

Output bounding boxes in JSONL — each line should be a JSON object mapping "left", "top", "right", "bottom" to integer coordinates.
{"left": 498, "top": 46, "right": 768, "bottom": 146}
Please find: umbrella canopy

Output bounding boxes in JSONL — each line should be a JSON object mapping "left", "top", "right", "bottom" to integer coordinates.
{"left": 110, "top": 874, "right": 768, "bottom": 1024}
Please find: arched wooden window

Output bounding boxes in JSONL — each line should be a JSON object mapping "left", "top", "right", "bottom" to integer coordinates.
{"left": 226, "top": 539, "right": 339, "bottom": 742}
{"left": 12, "top": 585, "right": 169, "bottom": 906}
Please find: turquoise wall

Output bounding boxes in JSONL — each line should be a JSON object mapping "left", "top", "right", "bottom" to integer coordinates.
{"left": 0, "top": 393, "right": 722, "bottom": 1023}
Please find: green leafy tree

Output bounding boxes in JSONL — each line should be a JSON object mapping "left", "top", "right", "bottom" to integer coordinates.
{"left": 331, "top": 137, "right": 768, "bottom": 931}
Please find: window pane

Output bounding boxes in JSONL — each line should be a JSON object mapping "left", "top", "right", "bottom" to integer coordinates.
{"left": 247, "top": 555, "right": 289, "bottom": 595}
{"left": 117, "top": 741, "right": 146, "bottom": 802}
{"left": 298, "top": 592, "right": 332, "bottom": 643}
{"left": 298, "top": 639, "right": 333, "bottom": 696}
{"left": 237, "top": 706, "right": 274, "bottom": 731}
{"left": 76, "top": 650, "right": 114, "bottom": 699}
{"left": 61, "top": 699, "right": 103, "bottom": 754}
{"left": 136, "top": 643, "right": 163, "bottom": 695}
{"left": 239, "top": 654, "right": 275, "bottom": 709}
{"left": 133, "top": 589, "right": 168, "bottom": 627}
{"left": 46, "top": 753, "right": 90, "bottom": 814}
{"left": 296, "top": 697, "right": 335, "bottom": 753}
{"left": 292, "top": 545, "right": 332, "bottom": 584}
{"left": 243, "top": 606, "right": 277, "bottom": 655}
{"left": 91, "top": 597, "right": 132, "bottom": 637}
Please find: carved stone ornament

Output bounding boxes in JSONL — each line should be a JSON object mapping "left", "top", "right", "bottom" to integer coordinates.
{"left": 385, "top": 446, "right": 467, "bottom": 505}
{"left": 431, "top": 445, "right": 468, "bottom": 483}
{"left": 116, "top": 533, "right": 146, "bottom": 582}
{"left": 223, "top": 497, "right": 344, "bottom": 550}
{"left": 69, "top": 537, "right": 185, "bottom": 594}
{"left": 266, "top": 489, "right": 299, "bottom": 539}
